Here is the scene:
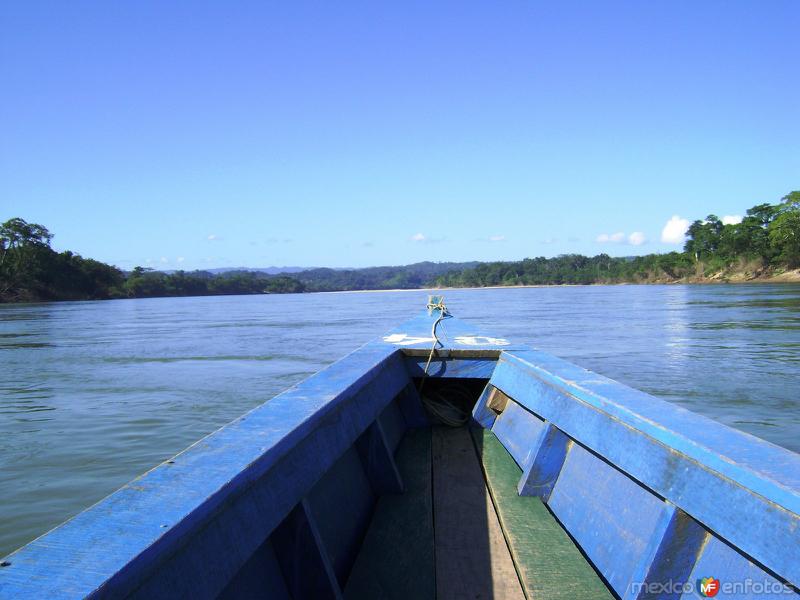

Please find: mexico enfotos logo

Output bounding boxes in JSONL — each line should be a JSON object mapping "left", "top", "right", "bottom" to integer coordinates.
{"left": 629, "top": 576, "right": 796, "bottom": 597}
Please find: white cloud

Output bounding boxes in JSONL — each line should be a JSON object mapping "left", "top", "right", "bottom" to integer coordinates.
{"left": 488, "top": 235, "right": 506, "bottom": 242}
{"left": 596, "top": 232, "right": 625, "bottom": 243}
{"left": 207, "top": 234, "right": 219, "bottom": 241}
{"left": 661, "top": 216, "right": 690, "bottom": 244}
{"left": 176, "top": 256, "right": 185, "bottom": 263}
{"left": 628, "top": 232, "right": 647, "bottom": 246}
{"left": 722, "top": 215, "right": 743, "bottom": 225}
{"left": 160, "top": 257, "right": 168, "bottom": 263}
{"left": 410, "top": 232, "right": 445, "bottom": 243}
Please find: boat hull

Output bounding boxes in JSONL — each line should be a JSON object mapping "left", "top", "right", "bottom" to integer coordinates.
{"left": 1, "top": 309, "right": 798, "bottom": 599}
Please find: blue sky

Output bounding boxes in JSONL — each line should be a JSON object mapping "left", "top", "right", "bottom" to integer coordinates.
{"left": 1, "top": 1, "right": 798, "bottom": 270}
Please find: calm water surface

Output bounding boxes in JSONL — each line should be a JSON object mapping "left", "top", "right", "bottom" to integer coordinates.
{"left": 1, "top": 285, "right": 799, "bottom": 555}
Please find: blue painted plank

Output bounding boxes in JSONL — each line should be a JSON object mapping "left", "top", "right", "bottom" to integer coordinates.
{"left": 491, "top": 354, "right": 800, "bottom": 588}
{"left": 471, "top": 384, "right": 499, "bottom": 429}
{"left": 379, "top": 311, "right": 524, "bottom": 352}
{"left": 271, "top": 500, "right": 342, "bottom": 600}
{"left": 490, "top": 399, "right": 546, "bottom": 469}
{"left": 622, "top": 504, "right": 707, "bottom": 600}
{"left": 681, "top": 535, "right": 799, "bottom": 599}
{"left": 500, "top": 349, "right": 800, "bottom": 509}
{"left": 377, "top": 399, "right": 406, "bottom": 455}
{"left": 218, "top": 537, "right": 291, "bottom": 600}
{"left": 547, "top": 442, "right": 669, "bottom": 597}
{"left": 305, "top": 446, "right": 376, "bottom": 586}
{"left": 517, "top": 422, "right": 570, "bottom": 501}
{"left": 356, "top": 419, "right": 404, "bottom": 495}
{"left": 0, "top": 344, "right": 407, "bottom": 598}
{"left": 404, "top": 356, "right": 498, "bottom": 379}
{"left": 394, "top": 382, "right": 430, "bottom": 428}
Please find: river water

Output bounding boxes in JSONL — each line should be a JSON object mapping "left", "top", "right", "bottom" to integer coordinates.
{"left": 1, "top": 284, "right": 799, "bottom": 556}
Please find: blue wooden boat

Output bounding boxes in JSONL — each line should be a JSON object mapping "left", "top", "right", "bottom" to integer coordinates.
{"left": 1, "top": 298, "right": 799, "bottom": 599}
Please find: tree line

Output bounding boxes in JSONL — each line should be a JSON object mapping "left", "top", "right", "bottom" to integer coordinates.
{"left": 437, "top": 191, "right": 799, "bottom": 288}
{"left": 0, "top": 220, "right": 470, "bottom": 302}
{"left": 1, "top": 191, "right": 797, "bottom": 303}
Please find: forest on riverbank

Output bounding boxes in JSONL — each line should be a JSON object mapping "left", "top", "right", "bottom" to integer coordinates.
{"left": 1, "top": 192, "right": 798, "bottom": 303}
{"left": 436, "top": 192, "right": 800, "bottom": 288}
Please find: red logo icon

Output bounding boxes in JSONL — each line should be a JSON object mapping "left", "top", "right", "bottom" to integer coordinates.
{"left": 699, "top": 577, "right": 720, "bottom": 597}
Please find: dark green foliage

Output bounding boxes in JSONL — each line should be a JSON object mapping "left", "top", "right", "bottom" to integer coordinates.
{"left": 441, "top": 192, "right": 799, "bottom": 288}
{"left": 0, "top": 218, "right": 124, "bottom": 302}
{"left": 437, "top": 252, "right": 696, "bottom": 287}
{"left": 120, "top": 269, "right": 307, "bottom": 298}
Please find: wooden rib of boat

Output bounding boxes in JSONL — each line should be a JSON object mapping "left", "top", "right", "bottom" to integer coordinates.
{"left": 1, "top": 299, "right": 799, "bottom": 599}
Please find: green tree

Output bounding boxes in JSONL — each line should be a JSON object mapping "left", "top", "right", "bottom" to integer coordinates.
{"left": 684, "top": 215, "right": 722, "bottom": 261}
{"left": 768, "top": 191, "right": 800, "bottom": 267}
{"left": 0, "top": 218, "right": 55, "bottom": 300}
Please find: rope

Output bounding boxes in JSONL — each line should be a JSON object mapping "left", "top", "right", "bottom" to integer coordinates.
{"left": 418, "top": 296, "right": 469, "bottom": 426}
{"left": 420, "top": 296, "right": 449, "bottom": 386}
{"left": 421, "top": 383, "right": 472, "bottom": 427}
{"left": 422, "top": 306, "right": 448, "bottom": 377}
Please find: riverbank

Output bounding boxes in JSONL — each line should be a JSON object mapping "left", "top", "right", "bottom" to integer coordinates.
{"left": 3, "top": 269, "right": 800, "bottom": 305}
{"left": 6, "top": 267, "right": 798, "bottom": 304}
{"left": 657, "top": 267, "right": 800, "bottom": 285}
{"left": 323, "top": 269, "right": 800, "bottom": 294}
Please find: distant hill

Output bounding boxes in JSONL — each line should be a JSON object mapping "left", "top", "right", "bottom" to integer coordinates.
{"left": 291, "top": 261, "right": 480, "bottom": 291}
{"left": 155, "top": 261, "right": 480, "bottom": 291}
{"left": 203, "top": 266, "right": 311, "bottom": 275}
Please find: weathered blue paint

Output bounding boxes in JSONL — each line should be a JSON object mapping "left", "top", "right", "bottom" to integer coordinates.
{"left": 380, "top": 310, "right": 524, "bottom": 353}
{"left": 547, "top": 441, "right": 670, "bottom": 596}
{"left": 516, "top": 420, "right": 570, "bottom": 501}
{"left": 471, "top": 383, "right": 499, "bottom": 429}
{"left": 490, "top": 353, "right": 800, "bottom": 588}
{"left": 355, "top": 418, "right": 404, "bottom": 495}
{"left": 305, "top": 446, "right": 375, "bottom": 587}
{"left": 2, "top": 308, "right": 798, "bottom": 598}
{"left": 0, "top": 342, "right": 407, "bottom": 598}
{"left": 499, "top": 349, "right": 800, "bottom": 506}
{"left": 490, "top": 399, "right": 546, "bottom": 469}
{"left": 404, "top": 355, "right": 499, "bottom": 379}
{"left": 376, "top": 398, "right": 406, "bottom": 454}
{"left": 271, "top": 500, "right": 342, "bottom": 600}
{"left": 394, "top": 382, "right": 430, "bottom": 428}
{"left": 219, "top": 537, "right": 290, "bottom": 600}
{"left": 622, "top": 504, "right": 707, "bottom": 600}
{"left": 682, "top": 535, "right": 797, "bottom": 599}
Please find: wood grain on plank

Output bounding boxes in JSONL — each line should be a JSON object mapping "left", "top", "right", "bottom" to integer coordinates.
{"left": 471, "top": 427, "right": 613, "bottom": 600}
{"left": 432, "top": 426, "right": 525, "bottom": 600}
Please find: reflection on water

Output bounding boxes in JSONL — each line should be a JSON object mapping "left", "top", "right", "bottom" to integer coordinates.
{"left": 1, "top": 284, "right": 799, "bottom": 555}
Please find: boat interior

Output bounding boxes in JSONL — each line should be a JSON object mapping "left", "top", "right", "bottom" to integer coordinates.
{"left": 212, "top": 351, "right": 797, "bottom": 600}
{"left": 219, "top": 374, "right": 612, "bottom": 600}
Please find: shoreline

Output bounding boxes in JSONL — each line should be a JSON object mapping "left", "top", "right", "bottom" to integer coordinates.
{"left": 320, "top": 269, "right": 800, "bottom": 294}
{"left": 2, "top": 270, "right": 798, "bottom": 305}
